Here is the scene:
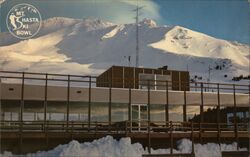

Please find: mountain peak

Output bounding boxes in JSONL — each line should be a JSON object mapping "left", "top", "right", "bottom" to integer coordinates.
{"left": 42, "top": 17, "right": 80, "bottom": 27}
{"left": 139, "top": 18, "right": 157, "bottom": 27}
{"left": 81, "top": 18, "right": 115, "bottom": 31}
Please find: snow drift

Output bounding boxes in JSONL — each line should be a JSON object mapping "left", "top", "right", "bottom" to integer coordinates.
{"left": 0, "top": 136, "right": 246, "bottom": 157}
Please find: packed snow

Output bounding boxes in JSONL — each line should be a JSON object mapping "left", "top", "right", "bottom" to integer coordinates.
{"left": 0, "top": 17, "right": 249, "bottom": 84}
{"left": 0, "top": 136, "right": 247, "bottom": 157}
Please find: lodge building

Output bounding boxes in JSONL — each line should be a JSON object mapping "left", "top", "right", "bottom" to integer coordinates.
{"left": 96, "top": 66, "right": 190, "bottom": 91}
{"left": 0, "top": 67, "right": 249, "bottom": 153}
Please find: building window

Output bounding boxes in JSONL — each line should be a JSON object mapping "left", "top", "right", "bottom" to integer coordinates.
{"left": 139, "top": 74, "right": 171, "bottom": 90}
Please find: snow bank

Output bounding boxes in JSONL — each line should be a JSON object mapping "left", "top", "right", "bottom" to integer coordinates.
{"left": 1, "top": 136, "right": 247, "bottom": 157}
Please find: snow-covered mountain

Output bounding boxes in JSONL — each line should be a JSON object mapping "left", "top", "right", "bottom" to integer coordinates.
{"left": 0, "top": 17, "right": 249, "bottom": 84}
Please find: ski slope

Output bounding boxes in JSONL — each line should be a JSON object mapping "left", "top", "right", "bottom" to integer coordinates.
{"left": 0, "top": 17, "right": 249, "bottom": 84}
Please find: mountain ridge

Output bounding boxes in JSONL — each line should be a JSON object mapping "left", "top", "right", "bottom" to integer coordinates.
{"left": 0, "top": 17, "right": 249, "bottom": 84}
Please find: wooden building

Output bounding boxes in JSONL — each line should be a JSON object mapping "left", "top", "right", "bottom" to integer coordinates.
{"left": 96, "top": 66, "right": 190, "bottom": 91}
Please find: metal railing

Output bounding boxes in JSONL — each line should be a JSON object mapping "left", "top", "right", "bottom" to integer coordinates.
{"left": 1, "top": 120, "right": 247, "bottom": 133}
{"left": 0, "top": 70, "right": 249, "bottom": 93}
{"left": 0, "top": 70, "right": 249, "bottom": 154}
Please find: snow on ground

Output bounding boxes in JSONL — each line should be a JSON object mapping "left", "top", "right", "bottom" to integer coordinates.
{"left": 0, "top": 136, "right": 247, "bottom": 157}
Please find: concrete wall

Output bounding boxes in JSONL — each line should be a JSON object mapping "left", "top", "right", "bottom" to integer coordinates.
{"left": 0, "top": 83, "right": 248, "bottom": 107}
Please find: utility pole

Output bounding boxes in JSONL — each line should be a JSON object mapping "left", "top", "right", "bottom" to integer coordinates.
{"left": 133, "top": 0, "right": 144, "bottom": 67}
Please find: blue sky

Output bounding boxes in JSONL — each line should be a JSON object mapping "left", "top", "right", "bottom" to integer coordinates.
{"left": 0, "top": 0, "right": 249, "bottom": 44}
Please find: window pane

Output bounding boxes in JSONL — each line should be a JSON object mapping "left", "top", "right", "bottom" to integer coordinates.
{"left": 69, "top": 102, "right": 88, "bottom": 121}
{"left": 111, "top": 103, "right": 128, "bottom": 122}
{"left": 91, "top": 102, "right": 108, "bottom": 123}
{"left": 151, "top": 104, "right": 165, "bottom": 124}
{"left": 156, "top": 75, "right": 171, "bottom": 90}
{"left": 1, "top": 100, "right": 20, "bottom": 121}
{"left": 47, "top": 101, "right": 66, "bottom": 121}
{"left": 139, "top": 74, "right": 155, "bottom": 89}
{"left": 187, "top": 105, "right": 200, "bottom": 122}
{"left": 24, "top": 101, "right": 44, "bottom": 121}
{"left": 169, "top": 105, "right": 183, "bottom": 122}
{"left": 132, "top": 105, "right": 138, "bottom": 121}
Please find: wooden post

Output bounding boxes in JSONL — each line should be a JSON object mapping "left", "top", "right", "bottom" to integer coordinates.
{"left": 66, "top": 75, "right": 70, "bottom": 132}
{"left": 165, "top": 81, "right": 169, "bottom": 127}
{"left": 233, "top": 84, "right": 238, "bottom": 150}
{"left": 88, "top": 76, "right": 91, "bottom": 131}
{"left": 44, "top": 73, "right": 48, "bottom": 131}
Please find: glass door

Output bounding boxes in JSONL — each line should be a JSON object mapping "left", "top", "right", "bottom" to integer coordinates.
{"left": 131, "top": 104, "right": 148, "bottom": 131}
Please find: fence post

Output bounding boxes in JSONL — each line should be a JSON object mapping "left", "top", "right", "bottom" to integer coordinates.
{"left": 44, "top": 73, "right": 48, "bottom": 131}
{"left": 183, "top": 82, "right": 187, "bottom": 122}
{"left": 66, "top": 75, "right": 70, "bottom": 132}
{"left": 20, "top": 72, "right": 24, "bottom": 132}
{"left": 170, "top": 121, "right": 173, "bottom": 154}
{"left": 217, "top": 83, "right": 221, "bottom": 147}
{"left": 191, "top": 121, "right": 194, "bottom": 155}
{"left": 88, "top": 76, "right": 91, "bottom": 132}
{"left": 19, "top": 72, "right": 25, "bottom": 154}
{"left": 199, "top": 122, "right": 202, "bottom": 143}
{"left": 200, "top": 82, "right": 204, "bottom": 144}
{"left": 109, "top": 79, "right": 112, "bottom": 132}
{"left": 165, "top": 81, "right": 169, "bottom": 128}
{"left": 233, "top": 84, "right": 238, "bottom": 150}
{"left": 200, "top": 83, "right": 204, "bottom": 123}
{"left": 147, "top": 80, "right": 151, "bottom": 154}
{"left": 128, "top": 84, "right": 132, "bottom": 133}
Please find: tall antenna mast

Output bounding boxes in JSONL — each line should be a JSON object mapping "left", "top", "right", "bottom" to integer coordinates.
{"left": 134, "top": 0, "right": 144, "bottom": 67}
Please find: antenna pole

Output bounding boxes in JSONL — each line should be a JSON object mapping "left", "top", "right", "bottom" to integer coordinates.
{"left": 135, "top": 0, "right": 139, "bottom": 67}
{"left": 133, "top": 0, "right": 144, "bottom": 67}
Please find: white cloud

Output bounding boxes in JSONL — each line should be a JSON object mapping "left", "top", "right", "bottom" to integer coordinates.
{"left": 87, "top": 0, "right": 162, "bottom": 24}
{"left": 120, "top": 0, "right": 161, "bottom": 21}
{"left": 0, "top": 0, "right": 5, "bottom": 4}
